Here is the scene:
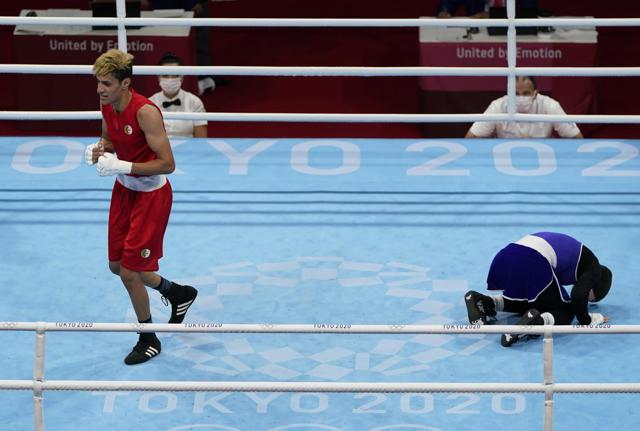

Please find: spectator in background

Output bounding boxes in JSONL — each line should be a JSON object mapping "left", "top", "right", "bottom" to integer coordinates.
{"left": 141, "top": 0, "right": 218, "bottom": 95}
{"left": 149, "top": 52, "right": 208, "bottom": 138}
{"left": 465, "top": 76, "right": 583, "bottom": 139}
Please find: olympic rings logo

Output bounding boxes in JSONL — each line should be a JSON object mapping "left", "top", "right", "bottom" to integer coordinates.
{"left": 1, "top": 322, "right": 18, "bottom": 329}
{"left": 388, "top": 325, "right": 406, "bottom": 331}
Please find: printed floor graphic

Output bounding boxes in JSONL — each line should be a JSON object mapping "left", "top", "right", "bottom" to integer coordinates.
{"left": 1, "top": 137, "right": 639, "bottom": 430}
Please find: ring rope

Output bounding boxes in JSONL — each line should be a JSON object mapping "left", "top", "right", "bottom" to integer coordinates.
{"left": 3, "top": 65, "right": 640, "bottom": 77}
{"left": 0, "top": 321, "right": 635, "bottom": 334}
{"left": 1, "top": 380, "right": 639, "bottom": 394}
{"left": 3, "top": 16, "right": 640, "bottom": 28}
{"left": 1, "top": 111, "right": 640, "bottom": 124}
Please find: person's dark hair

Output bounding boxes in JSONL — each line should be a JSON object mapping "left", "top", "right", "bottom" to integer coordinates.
{"left": 158, "top": 52, "right": 183, "bottom": 66}
{"left": 592, "top": 265, "right": 612, "bottom": 302}
{"left": 519, "top": 75, "right": 537, "bottom": 89}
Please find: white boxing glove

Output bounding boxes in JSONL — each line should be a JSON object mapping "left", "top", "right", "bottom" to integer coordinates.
{"left": 96, "top": 152, "right": 133, "bottom": 176}
{"left": 589, "top": 312, "right": 606, "bottom": 325}
{"left": 84, "top": 140, "right": 103, "bottom": 165}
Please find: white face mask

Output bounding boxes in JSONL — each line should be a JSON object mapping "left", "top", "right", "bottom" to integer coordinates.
{"left": 516, "top": 95, "right": 534, "bottom": 113}
{"left": 159, "top": 77, "right": 182, "bottom": 95}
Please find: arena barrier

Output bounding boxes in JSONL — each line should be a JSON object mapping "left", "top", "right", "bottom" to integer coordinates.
{"left": 1, "top": 1, "right": 639, "bottom": 430}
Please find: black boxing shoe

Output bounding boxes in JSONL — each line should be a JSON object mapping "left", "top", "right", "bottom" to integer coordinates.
{"left": 124, "top": 335, "right": 161, "bottom": 365}
{"left": 501, "top": 309, "right": 543, "bottom": 347}
{"left": 464, "top": 290, "right": 497, "bottom": 325}
{"left": 162, "top": 283, "right": 198, "bottom": 324}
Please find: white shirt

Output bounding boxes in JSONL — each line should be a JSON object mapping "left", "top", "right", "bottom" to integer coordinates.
{"left": 469, "top": 94, "right": 581, "bottom": 138}
{"left": 149, "top": 89, "right": 207, "bottom": 137}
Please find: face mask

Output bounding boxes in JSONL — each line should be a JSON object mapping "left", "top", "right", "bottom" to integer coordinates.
{"left": 159, "top": 77, "right": 182, "bottom": 95}
{"left": 516, "top": 95, "right": 534, "bottom": 113}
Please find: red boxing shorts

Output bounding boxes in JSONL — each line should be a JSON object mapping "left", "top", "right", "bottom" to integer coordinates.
{"left": 108, "top": 180, "right": 173, "bottom": 272}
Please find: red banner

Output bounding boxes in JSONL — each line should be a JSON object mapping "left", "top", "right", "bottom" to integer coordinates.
{"left": 13, "top": 33, "right": 196, "bottom": 132}
{"left": 420, "top": 42, "right": 598, "bottom": 92}
{"left": 418, "top": 38, "right": 598, "bottom": 137}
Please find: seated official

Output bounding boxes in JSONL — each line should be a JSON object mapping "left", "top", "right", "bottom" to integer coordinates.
{"left": 465, "top": 76, "right": 583, "bottom": 139}
{"left": 149, "top": 52, "right": 208, "bottom": 138}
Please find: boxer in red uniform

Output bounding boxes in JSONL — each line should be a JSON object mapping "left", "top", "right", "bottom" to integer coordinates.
{"left": 86, "top": 49, "right": 197, "bottom": 365}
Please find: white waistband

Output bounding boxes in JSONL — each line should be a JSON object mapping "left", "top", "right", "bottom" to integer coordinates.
{"left": 116, "top": 173, "right": 167, "bottom": 192}
{"left": 515, "top": 235, "right": 557, "bottom": 268}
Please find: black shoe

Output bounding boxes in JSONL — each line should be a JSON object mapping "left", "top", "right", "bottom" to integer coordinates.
{"left": 501, "top": 309, "right": 543, "bottom": 347}
{"left": 163, "top": 283, "right": 198, "bottom": 324}
{"left": 464, "top": 290, "right": 497, "bottom": 325}
{"left": 124, "top": 335, "right": 161, "bottom": 365}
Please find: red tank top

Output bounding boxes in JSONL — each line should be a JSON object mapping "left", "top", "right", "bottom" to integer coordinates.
{"left": 101, "top": 89, "right": 163, "bottom": 164}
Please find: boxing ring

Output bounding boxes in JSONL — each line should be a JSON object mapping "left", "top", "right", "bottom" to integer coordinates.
{"left": 1, "top": 1, "right": 640, "bottom": 430}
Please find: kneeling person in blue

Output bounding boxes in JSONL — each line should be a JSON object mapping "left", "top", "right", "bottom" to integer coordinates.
{"left": 465, "top": 232, "right": 612, "bottom": 347}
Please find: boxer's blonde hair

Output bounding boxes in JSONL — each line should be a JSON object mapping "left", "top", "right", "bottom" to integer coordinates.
{"left": 93, "top": 49, "right": 134, "bottom": 81}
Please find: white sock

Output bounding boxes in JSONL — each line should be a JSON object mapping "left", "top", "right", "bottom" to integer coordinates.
{"left": 491, "top": 295, "right": 504, "bottom": 311}
{"left": 540, "top": 312, "right": 555, "bottom": 325}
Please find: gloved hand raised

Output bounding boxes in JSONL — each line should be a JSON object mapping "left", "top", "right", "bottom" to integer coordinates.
{"left": 84, "top": 140, "right": 104, "bottom": 165}
{"left": 96, "top": 152, "right": 133, "bottom": 176}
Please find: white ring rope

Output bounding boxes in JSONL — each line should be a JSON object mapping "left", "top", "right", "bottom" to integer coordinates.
{"left": 0, "top": 321, "right": 636, "bottom": 334}
{"left": 0, "top": 380, "right": 547, "bottom": 393}
{"left": 3, "top": 65, "right": 640, "bottom": 77}
{"left": 2, "top": 111, "right": 640, "bottom": 124}
{"left": 3, "top": 16, "right": 640, "bottom": 28}
{"left": 1, "top": 380, "right": 639, "bottom": 394}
